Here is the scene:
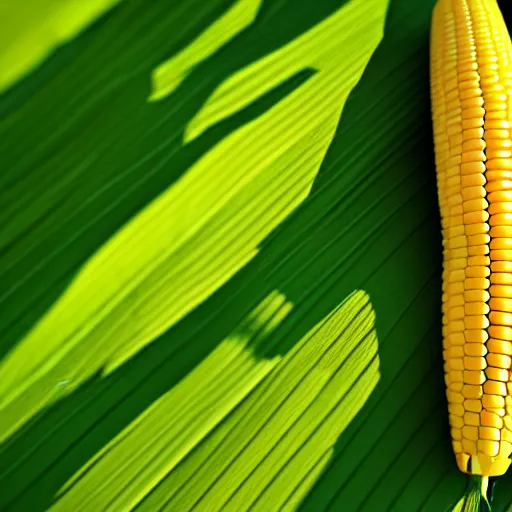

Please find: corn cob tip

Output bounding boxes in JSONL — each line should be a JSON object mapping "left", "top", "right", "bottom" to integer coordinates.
{"left": 452, "top": 476, "right": 493, "bottom": 512}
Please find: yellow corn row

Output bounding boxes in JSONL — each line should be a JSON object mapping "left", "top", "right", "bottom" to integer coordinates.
{"left": 430, "top": 0, "right": 512, "bottom": 477}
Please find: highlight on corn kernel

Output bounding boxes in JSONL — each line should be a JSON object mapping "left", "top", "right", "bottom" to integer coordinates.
{"left": 2, "top": 0, "right": 512, "bottom": 511}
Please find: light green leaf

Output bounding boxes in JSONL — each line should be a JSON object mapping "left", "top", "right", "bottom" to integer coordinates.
{"left": 49, "top": 290, "right": 379, "bottom": 511}
{"left": 0, "top": 0, "right": 123, "bottom": 93}
{"left": 149, "top": 0, "right": 263, "bottom": 102}
{"left": 0, "top": 0, "right": 386, "bottom": 423}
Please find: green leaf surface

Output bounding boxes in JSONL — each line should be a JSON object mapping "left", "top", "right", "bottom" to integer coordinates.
{"left": 2, "top": 0, "right": 512, "bottom": 511}
{"left": 0, "top": 0, "right": 123, "bottom": 93}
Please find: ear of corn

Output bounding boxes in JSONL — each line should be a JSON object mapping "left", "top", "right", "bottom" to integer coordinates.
{"left": 430, "top": 0, "right": 512, "bottom": 481}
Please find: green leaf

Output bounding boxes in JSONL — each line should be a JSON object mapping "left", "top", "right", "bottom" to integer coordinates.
{"left": 2, "top": 0, "right": 512, "bottom": 511}
{"left": 0, "top": 0, "right": 123, "bottom": 93}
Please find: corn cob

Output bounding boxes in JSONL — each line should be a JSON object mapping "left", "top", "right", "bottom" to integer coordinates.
{"left": 430, "top": 0, "right": 512, "bottom": 484}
